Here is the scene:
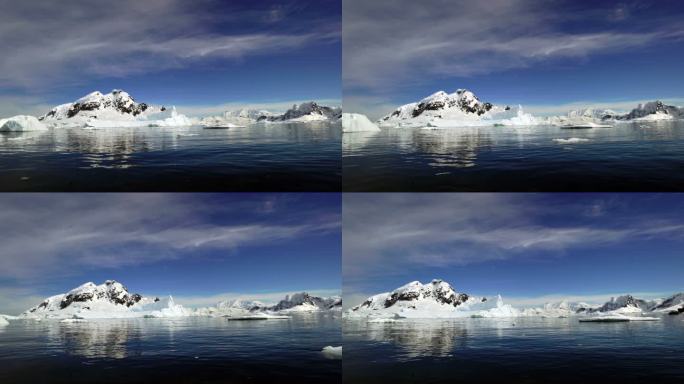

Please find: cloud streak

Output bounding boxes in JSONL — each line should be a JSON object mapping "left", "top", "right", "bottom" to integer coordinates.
{"left": 0, "top": 0, "right": 339, "bottom": 89}
{"left": 343, "top": 194, "right": 684, "bottom": 283}
{"left": 0, "top": 193, "right": 340, "bottom": 280}
{"left": 343, "top": 0, "right": 684, "bottom": 95}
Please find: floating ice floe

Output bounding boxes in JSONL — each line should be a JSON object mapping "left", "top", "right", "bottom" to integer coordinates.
{"left": 321, "top": 346, "right": 342, "bottom": 359}
{"left": 553, "top": 138, "right": 590, "bottom": 144}
{"left": 579, "top": 314, "right": 659, "bottom": 322}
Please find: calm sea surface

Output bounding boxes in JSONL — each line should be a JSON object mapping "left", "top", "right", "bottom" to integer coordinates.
{"left": 343, "top": 121, "right": 684, "bottom": 191}
{"left": 0, "top": 313, "right": 341, "bottom": 384}
{"left": 343, "top": 316, "right": 684, "bottom": 383}
{"left": 0, "top": 122, "right": 340, "bottom": 191}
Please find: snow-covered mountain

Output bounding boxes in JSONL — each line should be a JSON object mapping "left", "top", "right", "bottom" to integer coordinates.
{"left": 191, "top": 292, "right": 341, "bottom": 317}
{"left": 199, "top": 109, "right": 275, "bottom": 127}
{"left": 21, "top": 280, "right": 188, "bottom": 319}
{"left": 379, "top": 90, "right": 539, "bottom": 128}
{"left": 547, "top": 101, "right": 684, "bottom": 126}
{"left": 346, "top": 279, "right": 684, "bottom": 320}
{"left": 38, "top": 90, "right": 194, "bottom": 128}
{"left": 266, "top": 102, "right": 341, "bottom": 123}
{"left": 266, "top": 292, "right": 342, "bottom": 313}
{"left": 616, "top": 101, "right": 683, "bottom": 121}
{"left": 347, "top": 279, "right": 517, "bottom": 319}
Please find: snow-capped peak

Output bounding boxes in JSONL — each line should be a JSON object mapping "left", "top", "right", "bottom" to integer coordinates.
{"left": 41, "top": 89, "right": 153, "bottom": 121}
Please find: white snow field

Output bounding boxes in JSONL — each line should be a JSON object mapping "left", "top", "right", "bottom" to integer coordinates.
{"left": 346, "top": 279, "right": 683, "bottom": 321}
{"left": 342, "top": 113, "right": 381, "bottom": 132}
{"left": 0, "top": 115, "right": 48, "bottom": 132}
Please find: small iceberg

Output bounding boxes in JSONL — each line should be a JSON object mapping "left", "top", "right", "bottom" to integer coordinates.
{"left": 60, "top": 318, "right": 89, "bottom": 324}
{"left": 321, "top": 346, "right": 342, "bottom": 359}
{"left": 579, "top": 315, "right": 659, "bottom": 322}
{"left": 224, "top": 314, "right": 290, "bottom": 320}
{"left": 342, "top": 113, "right": 381, "bottom": 133}
{"left": 0, "top": 317, "right": 9, "bottom": 326}
{"left": 560, "top": 122, "right": 612, "bottom": 129}
{"left": 0, "top": 115, "right": 48, "bottom": 132}
{"left": 553, "top": 138, "right": 590, "bottom": 144}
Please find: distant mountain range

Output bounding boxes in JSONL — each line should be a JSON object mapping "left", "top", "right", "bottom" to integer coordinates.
{"left": 200, "top": 102, "right": 341, "bottom": 127}
{"left": 8, "top": 280, "right": 340, "bottom": 320}
{"left": 346, "top": 279, "right": 684, "bottom": 319}
{"left": 377, "top": 89, "right": 684, "bottom": 128}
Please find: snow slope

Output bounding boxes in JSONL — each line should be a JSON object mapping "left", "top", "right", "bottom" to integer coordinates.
{"left": 342, "top": 113, "right": 380, "bottom": 132}
{"left": 0, "top": 115, "right": 48, "bottom": 132}
{"left": 380, "top": 90, "right": 540, "bottom": 128}
{"left": 39, "top": 90, "right": 194, "bottom": 128}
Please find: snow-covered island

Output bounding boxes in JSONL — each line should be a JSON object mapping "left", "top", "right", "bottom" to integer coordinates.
{"left": 200, "top": 102, "right": 341, "bottom": 127}
{"left": 38, "top": 90, "right": 195, "bottom": 128}
{"left": 377, "top": 89, "right": 684, "bottom": 129}
{"left": 5, "top": 280, "right": 341, "bottom": 322}
{"left": 345, "top": 279, "right": 684, "bottom": 321}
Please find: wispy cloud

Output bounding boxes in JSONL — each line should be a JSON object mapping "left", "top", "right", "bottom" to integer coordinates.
{"left": 343, "top": 0, "right": 684, "bottom": 95}
{"left": 0, "top": 0, "right": 339, "bottom": 89}
{"left": 0, "top": 194, "right": 340, "bottom": 280}
{"left": 343, "top": 194, "right": 684, "bottom": 283}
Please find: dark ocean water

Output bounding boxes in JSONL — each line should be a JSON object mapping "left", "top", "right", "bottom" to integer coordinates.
{"left": 0, "top": 122, "right": 340, "bottom": 191}
{"left": 0, "top": 314, "right": 341, "bottom": 384}
{"left": 343, "top": 316, "right": 684, "bottom": 384}
{"left": 343, "top": 120, "right": 684, "bottom": 191}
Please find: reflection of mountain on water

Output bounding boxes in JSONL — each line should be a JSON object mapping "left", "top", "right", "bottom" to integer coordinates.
{"left": 347, "top": 320, "right": 470, "bottom": 359}
{"left": 416, "top": 129, "right": 493, "bottom": 169}
{"left": 49, "top": 321, "right": 142, "bottom": 359}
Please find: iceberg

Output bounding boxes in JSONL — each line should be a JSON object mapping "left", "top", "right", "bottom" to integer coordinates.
{"left": 342, "top": 113, "right": 381, "bottom": 132}
{"left": 0, "top": 115, "right": 48, "bottom": 132}
{"left": 321, "top": 346, "right": 342, "bottom": 359}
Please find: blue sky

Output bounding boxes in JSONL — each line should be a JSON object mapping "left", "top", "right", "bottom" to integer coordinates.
{"left": 0, "top": 193, "right": 340, "bottom": 314}
{"left": 0, "top": 0, "right": 340, "bottom": 117}
{"left": 343, "top": 0, "right": 684, "bottom": 119}
{"left": 343, "top": 193, "right": 684, "bottom": 309}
